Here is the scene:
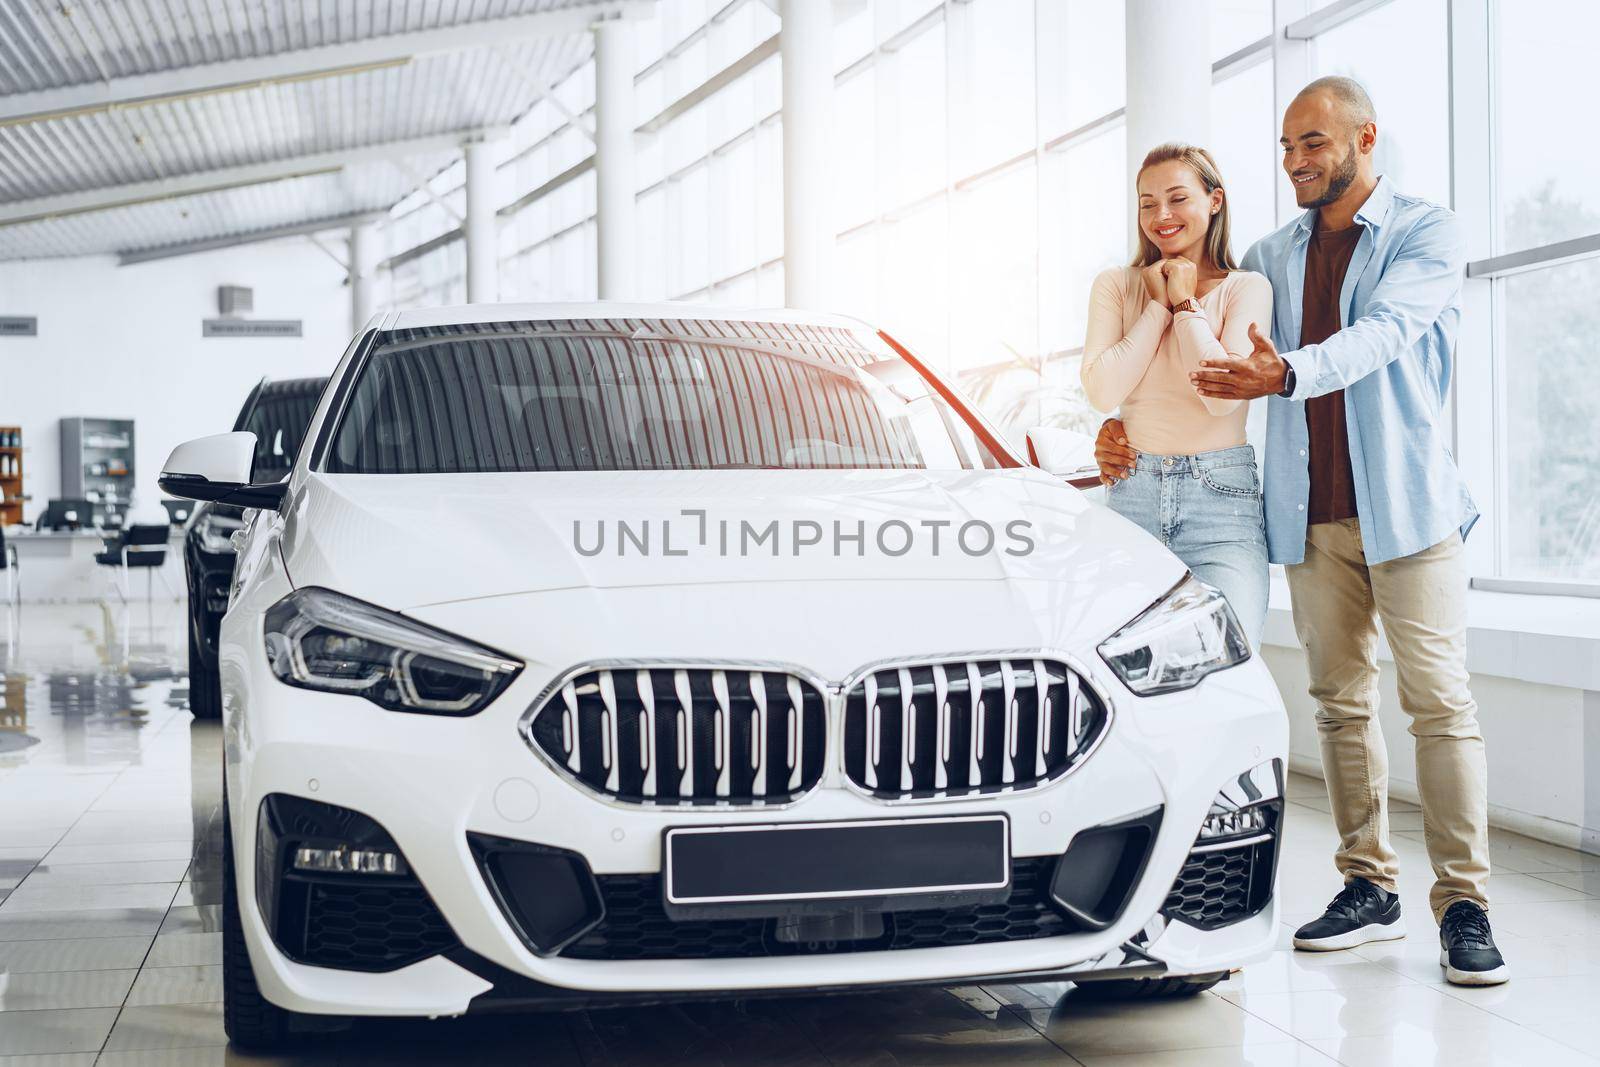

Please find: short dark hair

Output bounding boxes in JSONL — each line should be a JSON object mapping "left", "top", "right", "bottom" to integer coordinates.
{"left": 1295, "top": 76, "right": 1376, "bottom": 130}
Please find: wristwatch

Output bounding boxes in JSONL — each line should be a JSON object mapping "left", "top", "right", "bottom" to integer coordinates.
{"left": 1171, "top": 298, "right": 1201, "bottom": 316}
{"left": 1278, "top": 361, "right": 1297, "bottom": 398}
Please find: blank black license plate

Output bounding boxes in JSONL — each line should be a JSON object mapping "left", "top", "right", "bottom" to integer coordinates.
{"left": 662, "top": 815, "right": 1010, "bottom": 919}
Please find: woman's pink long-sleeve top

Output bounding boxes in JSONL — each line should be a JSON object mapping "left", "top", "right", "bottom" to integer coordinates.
{"left": 1079, "top": 266, "right": 1274, "bottom": 456}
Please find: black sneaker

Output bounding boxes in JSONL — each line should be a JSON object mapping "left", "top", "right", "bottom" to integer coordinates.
{"left": 1292, "top": 877, "right": 1406, "bottom": 951}
{"left": 1439, "top": 901, "right": 1509, "bottom": 986}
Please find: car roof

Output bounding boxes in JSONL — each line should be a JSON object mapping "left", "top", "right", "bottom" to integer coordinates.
{"left": 383, "top": 302, "right": 876, "bottom": 334}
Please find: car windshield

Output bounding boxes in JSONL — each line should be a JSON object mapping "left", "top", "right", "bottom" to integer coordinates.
{"left": 325, "top": 319, "right": 1003, "bottom": 474}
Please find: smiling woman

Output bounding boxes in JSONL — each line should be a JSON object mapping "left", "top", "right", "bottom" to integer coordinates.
{"left": 1080, "top": 143, "right": 1275, "bottom": 646}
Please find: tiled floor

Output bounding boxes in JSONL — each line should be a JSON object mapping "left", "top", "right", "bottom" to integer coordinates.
{"left": 2, "top": 602, "right": 1598, "bottom": 1066}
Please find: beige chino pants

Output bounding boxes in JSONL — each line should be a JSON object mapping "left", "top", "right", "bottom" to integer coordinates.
{"left": 1285, "top": 518, "right": 1490, "bottom": 921}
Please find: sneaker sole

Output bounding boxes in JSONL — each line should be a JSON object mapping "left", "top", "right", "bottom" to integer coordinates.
{"left": 1292, "top": 919, "right": 1406, "bottom": 952}
{"left": 1439, "top": 950, "right": 1510, "bottom": 986}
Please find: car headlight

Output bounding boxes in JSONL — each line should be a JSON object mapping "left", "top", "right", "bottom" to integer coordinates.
{"left": 1098, "top": 574, "right": 1250, "bottom": 695}
{"left": 197, "top": 512, "right": 245, "bottom": 554}
{"left": 263, "top": 587, "right": 522, "bottom": 715}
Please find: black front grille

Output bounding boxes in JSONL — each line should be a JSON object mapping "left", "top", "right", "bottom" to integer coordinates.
{"left": 300, "top": 881, "right": 457, "bottom": 971}
{"left": 525, "top": 667, "right": 828, "bottom": 806}
{"left": 562, "top": 856, "right": 1076, "bottom": 960}
{"left": 842, "top": 658, "right": 1110, "bottom": 800}
{"left": 1162, "top": 810, "right": 1279, "bottom": 930}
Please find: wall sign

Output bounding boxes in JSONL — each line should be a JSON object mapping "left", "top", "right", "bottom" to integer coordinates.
{"left": 202, "top": 319, "right": 302, "bottom": 338}
{"left": 0, "top": 316, "right": 37, "bottom": 336}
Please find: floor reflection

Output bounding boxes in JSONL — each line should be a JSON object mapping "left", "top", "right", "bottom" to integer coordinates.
{"left": 0, "top": 602, "right": 1597, "bottom": 1065}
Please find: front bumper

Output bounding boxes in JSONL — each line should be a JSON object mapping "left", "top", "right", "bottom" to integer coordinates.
{"left": 221, "top": 632, "right": 1287, "bottom": 1018}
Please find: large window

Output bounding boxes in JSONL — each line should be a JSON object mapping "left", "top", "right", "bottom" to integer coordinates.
{"left": 1499, "top": 259, "right": 1600, "bottom": 579}
{"left": 1311, "top": 0, "right": 1451, "bottom": 207}
{"left": 1489, "top": 0, "right": 1600, "bottom": 581}
{"left": 1209, "top": 59, "right": 1276, "bottom": 257}
{"left": 1494, "top": 1, "right": 1594, "bottom": 251}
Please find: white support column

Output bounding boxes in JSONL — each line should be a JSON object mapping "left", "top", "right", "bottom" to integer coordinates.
{"left": 1124, "top": 0, "right": 1213, "bottom": 251}
{"left": 349, "top": 218, "right": 381, "bottom": 334}
{"left": 464, "top": 138, "right": 499, "bottom": 303}
{"left": 1271, "top": 0, "right": 1313, "bottom": 228}
{"left": 594, "top": 15, "right": 636, "bottom": 300}
{"left": 779, "top": 0, "right": 832, "bottom": 309}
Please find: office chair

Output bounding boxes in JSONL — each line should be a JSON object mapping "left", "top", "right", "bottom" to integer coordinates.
{"left": 95, "top": 524, "right": 176, "bottom": 603}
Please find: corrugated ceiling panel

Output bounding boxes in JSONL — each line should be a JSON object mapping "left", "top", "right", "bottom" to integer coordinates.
{"left": 0, "top": 1, "right": 605, "bottom": 260}
{"left": 0, "top": 0, "right": 600, "bottom": 95}
{"left": 0, "top": 154, "right": 457, "bottom": 259}
{"left": 0, "top": 39, "right": 569, "bottom": 202}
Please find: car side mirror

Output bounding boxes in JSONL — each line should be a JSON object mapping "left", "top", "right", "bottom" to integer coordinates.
{"left": 1026, "top": 427, "right": 1102, "bottom": 489}
{"left": 159, "top": 432, "right": 289, "bottom": 510}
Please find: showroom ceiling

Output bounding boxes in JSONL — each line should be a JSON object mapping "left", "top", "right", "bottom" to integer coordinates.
{"left": 0, "top": 0, "right": 645, "bottom": 261}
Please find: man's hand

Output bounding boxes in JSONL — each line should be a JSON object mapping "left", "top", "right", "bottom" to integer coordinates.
{"left": 1141, "top": 262, "right": 1169, "bottom": 307}
{"left": 1191, "top": 323, "right": 1289, "bottom": 400}
{"left": 1094, "top": 418, "right": 1136, "bottom": 486}
{"left": 1163, "top": 257, "right": 1197, "bottom": 304}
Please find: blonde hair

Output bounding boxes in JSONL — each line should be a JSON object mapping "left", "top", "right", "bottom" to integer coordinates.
{"left": 1131, "top": 144, "right": 1238, "bottom": 272}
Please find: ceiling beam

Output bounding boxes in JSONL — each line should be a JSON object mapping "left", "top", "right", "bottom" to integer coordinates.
{"left": 0, "top": 129, "right": 494, "bottom": 227}
{"left": 0, "top": 0, "right": 653, "bottom": 127}
{"left": 116, "top": 212, "right": 382, "bottom": 266}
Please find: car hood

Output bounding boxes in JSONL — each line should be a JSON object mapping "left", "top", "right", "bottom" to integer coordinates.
{"left": 279, "top": 468, "right": 1183, "bottom": 627}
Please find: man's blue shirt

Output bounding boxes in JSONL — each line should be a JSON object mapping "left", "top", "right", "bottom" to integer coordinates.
{"left": 1242, "top": 175, "right": 1478, "bottom": 566}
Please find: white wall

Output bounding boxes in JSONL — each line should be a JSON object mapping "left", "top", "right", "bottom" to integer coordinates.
{"left": 0, "top": 239, "right": 351, "bottom": 524}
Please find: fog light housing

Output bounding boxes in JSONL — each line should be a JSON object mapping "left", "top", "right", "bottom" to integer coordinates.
{"left": 254, "top": 794, "right": 457, "bottom": 971}
{"left": 1198, "top": 804, "right": 1270, "bottom": 842}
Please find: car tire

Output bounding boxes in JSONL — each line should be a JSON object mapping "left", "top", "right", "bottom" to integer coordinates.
{"left": 188, "top": 621, "right": 222, "bottom": 721}
{"left": 222, "top": 787, "right": 295, "bottom": 1049}
{"left": 1071, "top": 972, "right": 1229, "bottom": 1000}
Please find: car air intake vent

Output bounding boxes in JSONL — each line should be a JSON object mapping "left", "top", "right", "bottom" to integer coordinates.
{"left": 842, "top": 658, "right": 1109, "bottom": 800}
{"left": 524, "top": 667, "right": 828, "bottom": 806}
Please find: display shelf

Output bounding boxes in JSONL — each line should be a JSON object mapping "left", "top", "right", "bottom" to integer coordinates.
{"left": 60, "top": 417, "right": 135, "bottom": 528}
{"left": 0, "top": 425, "right": 22, "bottom": 528}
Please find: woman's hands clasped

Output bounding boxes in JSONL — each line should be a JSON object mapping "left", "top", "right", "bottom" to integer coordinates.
{"left": 1162, "top": 257, "right": 1197, "bottom": 305}
{"left": 1141, "top": 262, "right": 1169, "bottom": 307}
{"left": 1141, "top": 258, "right": 1197, "bottom": 309}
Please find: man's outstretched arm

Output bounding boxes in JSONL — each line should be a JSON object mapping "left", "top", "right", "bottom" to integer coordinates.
{"left": 1192, "top": 209, "right": 1464, "bottom": 402}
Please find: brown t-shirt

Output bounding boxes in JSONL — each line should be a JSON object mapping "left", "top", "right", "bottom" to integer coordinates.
{"left": 1301, "top": 223, "right": 1364, "bottom": 525}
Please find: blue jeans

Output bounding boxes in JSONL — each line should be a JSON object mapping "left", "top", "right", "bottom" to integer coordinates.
{"left": 1105, "top": 444, "right": 1269, "bottom": 647}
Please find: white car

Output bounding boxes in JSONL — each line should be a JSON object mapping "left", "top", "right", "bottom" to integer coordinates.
{"left": 159, "top": 304, "right": 1288, "bottom": 1049}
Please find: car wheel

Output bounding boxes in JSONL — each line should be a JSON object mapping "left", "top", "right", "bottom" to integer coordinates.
{"left": 187, "top": 621, "right": 222, "bottom": 720}
{"left": 1071, "top": 972, "right": 1229, "bottom": 1000}
{"left": 222, "top": 786, "right": 295, "bottom": 1049}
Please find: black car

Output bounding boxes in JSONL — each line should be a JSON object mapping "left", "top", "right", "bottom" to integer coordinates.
{"left": 184, "top": 376, "right": 327, "bottom": 719}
